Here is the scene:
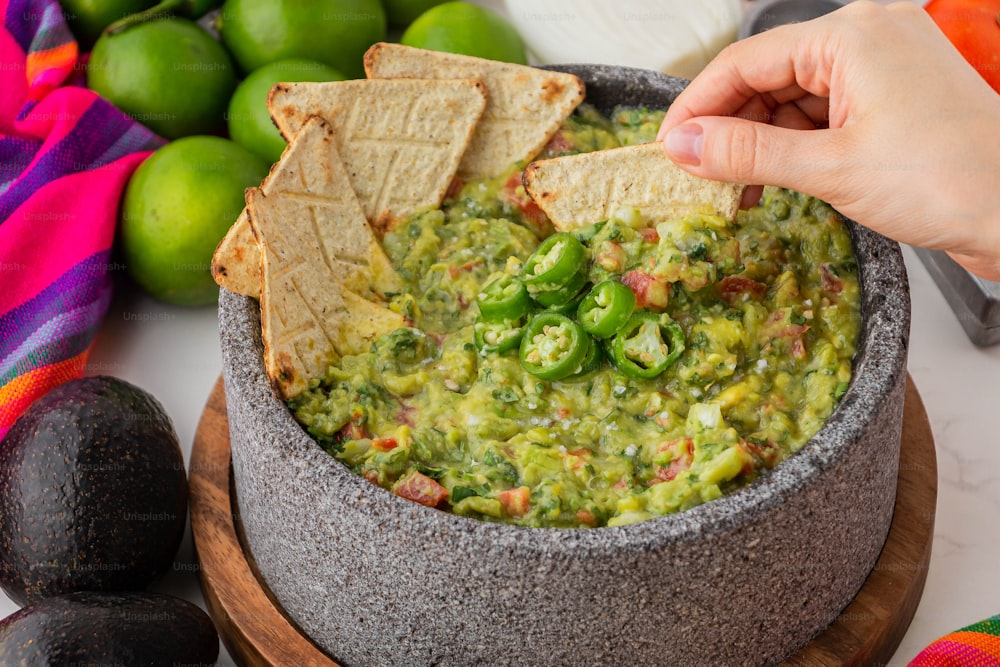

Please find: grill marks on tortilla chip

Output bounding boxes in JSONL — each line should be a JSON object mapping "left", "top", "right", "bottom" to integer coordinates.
{"left": 268, "top": 77, "right": 487, "bottom": 232}
{"left": 363, "top": 42, "right": 585, "bottom": 180}
{"left": 523, "top": 142, "right": 747, "bottom": 230}
{"left": 247, "top": 181, "right": 405, "bottom": 400}
{"left": 212, "top": 117, "right": 404, "bottom": 299}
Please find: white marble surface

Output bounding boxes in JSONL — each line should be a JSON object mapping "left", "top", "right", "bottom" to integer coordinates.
{"left": 896, "top": 247, "right": 1000, "bottom": 662}
{"left": 2, "top": 250, "right": 997, "bottom": 666}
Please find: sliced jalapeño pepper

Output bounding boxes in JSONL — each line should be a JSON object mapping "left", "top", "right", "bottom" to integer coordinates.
{"left": 568, "top": 335, "right": 604, "bottom": 378}
{"left": 577, "top": 280, "right": 636, "bottom": 338}
{"left": 474, "top": 317, "right": 525, "bottom": 355}
{"left": 543, "top": 284, "right": 587, "bottom": 316}
{"left": 518, "top": 312, "right": 589, "bottom": 381}
{"left": 532, "top": 267, "right": 588, "bottom": 308}
{"left": 520, "top": 232, "right": 585, "bottom": 294}
{"left": 609, "top": 312, "right": 685, "bottom": 380}
{"left": 477, "top": 274, "right": 530, "bottom": 322}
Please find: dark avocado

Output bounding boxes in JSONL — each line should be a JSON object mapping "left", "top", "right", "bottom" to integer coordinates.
{"left": 0, "top": 376, "right": 188, "bottom": 605}
{"left": 0, "top": 591, "right": 219, "bottom": 666}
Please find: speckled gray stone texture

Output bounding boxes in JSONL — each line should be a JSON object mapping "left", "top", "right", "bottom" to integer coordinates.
{"left": 218, "top": 64, "right": 911, "bottom": 667}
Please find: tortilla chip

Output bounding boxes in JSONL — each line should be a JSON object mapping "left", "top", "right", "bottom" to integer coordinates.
{"left": 267, "top": 77, "right": 487, "bottom": 232}
{"left": 363, "top": 42, "right": 585, "bottom": 180}
{"left": 212, "top": 116, "right": 403, "bottom": 300}
{"left": 523, "top": 142, "right": 747, "bottom": 230}
{"left": 212, "top": 210, "right": 258, "bottom": 295}
{"left": 246, "top": 185, "right": 405, "bottom": 400}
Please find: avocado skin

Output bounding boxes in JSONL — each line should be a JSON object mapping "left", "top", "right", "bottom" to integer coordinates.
{"left": 0, "top": 591, "right": 219, "bottom": 666}
{"left": 0, "top": 376, "right": 188, "bottom": 605}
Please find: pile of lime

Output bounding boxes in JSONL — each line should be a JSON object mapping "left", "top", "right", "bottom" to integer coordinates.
{"left": 60, "top": 0, "right": 527, "bottom": 306}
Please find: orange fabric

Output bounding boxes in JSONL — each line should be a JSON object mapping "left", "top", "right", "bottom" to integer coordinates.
{"left": 945, "top": 631, "right": 1000, "bottom": 659}
{"left": 0, "top": 348, "right": 89, "bottom": 428}
{"left": 24, "top": 39, "right": 77, "bottom": 84}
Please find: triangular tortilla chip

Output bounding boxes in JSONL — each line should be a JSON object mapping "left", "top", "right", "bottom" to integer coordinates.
{"left": 267, "top": 77, "right": 487, "bottom": 233}
{"left": 363, "top": 42, "right": 585, "bottom": 180}
{"left": 523, "top": 142, "right": 747, "bottom": 230}
{"left": 247, "top": 185, "right": 406, "bottom": 400}
{"left": 212, "top": 116, "right": 403, "bottom": 300}
{"left": 212, "top": 210, "right": 258, "bottom": 295}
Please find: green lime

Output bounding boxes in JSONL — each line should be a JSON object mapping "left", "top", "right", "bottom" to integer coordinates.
{"left": 121, "top": 137, "right": 269, "bottom": 306}
{"left": 88, "top": 18, "right": 237, "bottom": 139}
{"left": 59, "top": 0, "right": 158, "bottom": 50}
{"left": 227, "top": 58, "right": 345, "bottom": 164}
{"left": 383, "top": 0, "right": 449, "bottom": 27}
{"left": 401, "top": 1, "right": 527, "bottom": 64}
{"left": 218, "top": 0, "right": 386, "bottom": 78}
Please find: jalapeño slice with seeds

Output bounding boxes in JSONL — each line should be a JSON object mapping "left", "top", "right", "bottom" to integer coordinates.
{"left": 609, "top": 312, "right": 685, "bottom": 380}
{"left": 476, "top": 273, "right": 530, "bottom": 322}
{"left": 474, "top": 316, "right": 525, "bottom": 355}
{"left": 531, "top": 266, "right": 588, "bottom": 308}
{"left": 520, "top": 232, "right": 586, "bottom": 298}
{"left": 577, "top": 280, "right": 636, "bottom": 338}
{"left": 518, "top": 312, "right": 589, "bottom": 381}
{"left": 568, "top": 335, "right": 603, "bottom": 378}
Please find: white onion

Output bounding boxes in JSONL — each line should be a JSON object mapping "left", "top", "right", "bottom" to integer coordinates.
{"left": 503, "top": 0, "right": 741, "bottom": 79}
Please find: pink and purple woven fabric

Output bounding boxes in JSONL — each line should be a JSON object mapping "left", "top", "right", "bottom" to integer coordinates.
{"left": 0, "top": 0, "right": 162, "bottom": 438}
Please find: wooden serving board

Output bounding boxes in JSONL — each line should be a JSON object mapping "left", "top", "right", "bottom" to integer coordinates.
{"left": 190, "top": 375, "right": 937, "bottom": 667}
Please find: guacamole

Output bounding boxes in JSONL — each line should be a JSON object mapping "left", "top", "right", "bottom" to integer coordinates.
{"left": 289, "top": 105, "right": 861, "bottom": 529}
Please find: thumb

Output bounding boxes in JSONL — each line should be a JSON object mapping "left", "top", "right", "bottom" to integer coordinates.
{"left": 662, "top": 118, "right": 847, "bottom": 198}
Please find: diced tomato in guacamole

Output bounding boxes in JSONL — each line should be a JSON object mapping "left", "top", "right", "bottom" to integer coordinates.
{"left": 393, "top": 471, "right": 449, "bottom": 508}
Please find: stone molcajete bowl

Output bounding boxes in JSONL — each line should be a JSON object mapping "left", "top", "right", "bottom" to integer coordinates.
{"left": 219, "top": 64, "right": 911, "bottom": 666}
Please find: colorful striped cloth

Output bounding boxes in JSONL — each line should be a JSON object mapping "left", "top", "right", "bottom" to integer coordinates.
{"left": 0, "top": 0, "right": 162, "bottom": 439}
{"left": 910, "top": 615, "right": 1000, "bottom": 666}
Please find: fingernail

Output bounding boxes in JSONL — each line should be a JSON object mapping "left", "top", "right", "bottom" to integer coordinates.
{"left": 664, "top": 123, "right": 703, "bottom": 166}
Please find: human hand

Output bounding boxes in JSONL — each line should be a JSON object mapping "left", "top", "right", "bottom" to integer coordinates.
{"left": 657, "top": 1, "right": 1000, "bottom": 280}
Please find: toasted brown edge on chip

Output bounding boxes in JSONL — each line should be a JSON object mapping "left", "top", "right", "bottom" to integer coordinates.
{"left": 212, "top": 210, "right": 257, "bottom": 295}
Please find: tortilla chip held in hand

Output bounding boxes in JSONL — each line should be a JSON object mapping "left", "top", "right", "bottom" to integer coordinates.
{"left": 523, "top": 142, "right": 747, "bottom": 230}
